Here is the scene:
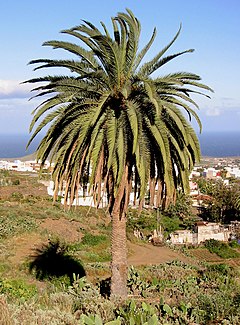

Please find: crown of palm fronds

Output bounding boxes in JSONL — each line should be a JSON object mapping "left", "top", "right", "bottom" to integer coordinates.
{"left": 26, "top": 9, "right": 213, "bottom": 213}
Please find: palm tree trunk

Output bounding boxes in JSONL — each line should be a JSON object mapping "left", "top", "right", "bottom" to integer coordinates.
{"left": 110, "top": 211, "right": 128, "bottom": 298}
{"left": 110, "top": 166, "right": 129, "bottom": 298}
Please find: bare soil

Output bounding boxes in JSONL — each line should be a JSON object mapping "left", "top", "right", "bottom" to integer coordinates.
{"left": 0, "top": 172, "right": 203, "bottom": 269}
{"left": 6, "top": 221, "right": 193, "bottom": 268}
{"left": 0, "top": 176, "right": 47, "bottom": 199}
{"left": 39, "top": 218, "right": 84, "bottom": 243}
{"left": 127, "top": 242, "right": 192, "bottom": 266}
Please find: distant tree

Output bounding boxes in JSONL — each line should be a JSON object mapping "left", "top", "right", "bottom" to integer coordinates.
{"left": 196, "top": 177, "right": 215, "bottom": 195}
{"left": 164, "top": 192, "right": 193, "bottom": 220}
{"left": 220, "top": 169, "right": 227, "bottom": 179}
{"left": 199, "top": 179, "right": 240, "bottom": 223}
{"left": 26, "top": 9, "right": 211, "bottom": 297}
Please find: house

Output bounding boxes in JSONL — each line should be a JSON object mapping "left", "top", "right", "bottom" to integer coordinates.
{"left": 194, "top": 221, "right": 230, "bottom": 243}
{"left": 170, "top": 229, "right": 197, "bottom": 245}
{"left": 169, "top": 221, "right": 231, "bottom": 245}
{"left": 0, "top": 159, "right": 52, "bottom": 172}
{"left": 191, "top": 194, "right": 212, "bottom": 208}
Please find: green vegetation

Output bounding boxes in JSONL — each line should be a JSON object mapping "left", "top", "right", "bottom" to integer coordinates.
{"left": 195, "top": 178, "right": 240, "bottom": 223}
{"left": 28, "top": 239, "right": 86, "bottom": 282}
{"left": 81, "top": 233, "right": 108, "bottom": 247}
{"left": 68, "top": 233, "right": 111, "bottom": 263}
{"left": 0, "top": 214, "right": 37, "bottom": 239}
{"left": 0, "top": 278, "right": 38, "bottom": 301}
{"left": 127, "top": 192, "right": 197, "bottom": 238}
{"left": 204, "top": 239, "right": 240, "bottom": 259}
{"left": 1, "top": 173, "right": 240, "bottom": 323}
{"left": 1, "top": 261, "right": 240, "bottom": 324}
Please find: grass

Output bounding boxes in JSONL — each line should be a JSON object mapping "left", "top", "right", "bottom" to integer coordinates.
{"left": 81, "top": 233, "right": 108, "bottom": 246}
{"left": 0, "top": 214, "right": 37, "bottom": 239}
{"left": 68, "top": 233, "right": 111, "bottom": 263}
{"left": 0, "top": 277, "right": 38, "bottom": 301}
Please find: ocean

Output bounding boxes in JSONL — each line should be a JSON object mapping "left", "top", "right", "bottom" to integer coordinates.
{"left": 198, "top": 131, "right": 240, "bottom": 157}
{"left": 0, "top": 132, "right": 240, "bottom": 159}
{"left": 0, "top": 134, "right": 39, "bottom": 159}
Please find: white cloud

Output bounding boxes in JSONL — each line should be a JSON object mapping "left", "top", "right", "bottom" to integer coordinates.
{"left": 205, "top": 107, "right": 221, "bottom": 116}
{"left": 0, "top": 80, "right": 32, "bottom": 99}
{"left": 0, "top": 95, "right": 42, "bottom": 134}
{"left": 201, "top": 95, "right": 240, "bottom": 118}
{"left": 0, "top": 97, "right": 40, "bottom": 112}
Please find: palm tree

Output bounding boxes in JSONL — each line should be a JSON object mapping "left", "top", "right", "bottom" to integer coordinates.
{"left": 26, "top": 9, "right": 212, "bottom": 298}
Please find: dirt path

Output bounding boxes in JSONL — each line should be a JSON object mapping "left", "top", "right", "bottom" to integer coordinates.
{"left": 128, "top": 242, "right": 192, "bottom": 266}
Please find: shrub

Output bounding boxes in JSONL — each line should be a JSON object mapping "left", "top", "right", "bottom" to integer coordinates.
{"left": 229, "top": 240, "right": 240, "bottom": 248}
{"left": 204, "top": 239, "right": 240, "bottom": 259}
{"left": 68, "top": 276, "right": 116, "bottom": 322}
{"left": 0, "top": 295, "right": 12, "bottom": 325}
{"left": 0, "top": 278, "right": 38, "bottom": 301}
{"left": 206, "top": 263, "right": 232, "bottom": 276}
{"left": 12, "top": 179, "right": 20, "bottom": 185}
{"left": 197, "top": 290, "right": 240, "bottom": 323}
{"left": 10, "top": 192, "right": 23, "bottom": 201}
{"left": 117, "top": 300, "right": 158, "bottom": 324}
{"left": 0, "top": 215, "right": 37, "bottom": 239}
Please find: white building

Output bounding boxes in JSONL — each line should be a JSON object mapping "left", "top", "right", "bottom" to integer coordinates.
{"left": 170, "top": 221, "right": 231, "bottom": 245}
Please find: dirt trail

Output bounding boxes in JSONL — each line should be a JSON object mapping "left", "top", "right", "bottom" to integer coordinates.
{"left": 128, "top": 242, "right": 192, "bottom": 266}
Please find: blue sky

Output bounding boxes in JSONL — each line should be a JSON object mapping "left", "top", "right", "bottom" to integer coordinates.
{"left": 0, "top": 0, "right": 240, "bottom": 135}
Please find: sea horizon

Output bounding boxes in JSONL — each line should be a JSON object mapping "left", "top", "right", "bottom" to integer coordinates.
{"left": 0, "top": 131, "right": 240, "bottom": 159}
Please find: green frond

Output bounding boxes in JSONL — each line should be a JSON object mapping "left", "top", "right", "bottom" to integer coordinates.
{"left": 165, "top": 97, "right": 202, "bottom": 131}
{"left": 106, "top": 112, "right": 117, "bottom": 169}
{"left": 91, "top": 35, "right": 120, "bottom": 86}
{"left": 165, "top": 106, "right": 189, "bottom": 144}
{"left": 148, "top": 49, "right": 195, "bottom": 76}
{"left": 126, "top": 100, "right": 139, "bottom": 154}
{"left": 135, "top": 138, "right": 148, "bottom": 198}
{"left": 138, "top": 24, "right": 182, "bottom": 77}
{"left": 27, "top": 107, "right": 63, "bottom": 148}
{"left": 144, "top": 80, "right": 160, "bottom": 115}
{"left": 182, "top": 79, "right": 214, "bottom": 92}
{"left": 85, "top": 112, "right": 107, "bottom": 163}
{"left": 133, "top": 27, "right": 157, "bottom": 72}
{"left": 113, "top": 17, "right": 127, "bottom": 71}
{"left": 111, "top": 18, "right": 120, "bottom": 45}
{"left": 116, "top": 127, "right": 125, "bottom": 187}
{"left": 29, "top": 96, "right": 63, "bottom": 132}
{"left": 100, "top": 21, "right": 111, "bottom": 38}
{"left": 88, "top": 129, "right": 105, "bottom": 188}
{"left": 117, "top": 10, "right": 140, "bottom": 76}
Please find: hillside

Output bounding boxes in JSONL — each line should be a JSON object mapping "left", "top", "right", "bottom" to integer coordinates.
{"left": 1, "top": 170, "right": 240, "bottom": 324}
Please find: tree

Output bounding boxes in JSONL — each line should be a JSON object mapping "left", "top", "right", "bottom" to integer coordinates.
{"left": 26, "top": 9, "right": 212, "bottom": 298}
{"left": 198, "top": 179, "right": 240, "bottom": 223}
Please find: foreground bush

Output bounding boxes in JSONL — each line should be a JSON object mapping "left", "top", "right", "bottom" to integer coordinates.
{"left": 1, "top": 262, "right": 240, "bottom": 324}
